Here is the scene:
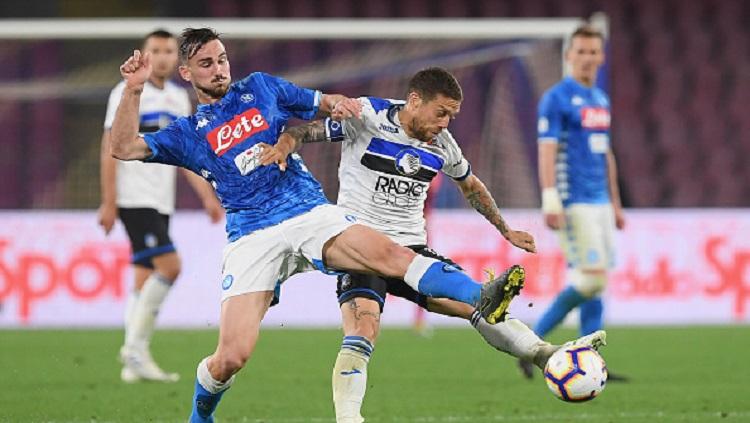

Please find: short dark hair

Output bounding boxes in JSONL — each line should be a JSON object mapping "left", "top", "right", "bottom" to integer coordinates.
{"left": 179, "top": 27, "right": 221, "bottom": 63}
{"left": 407, "top": 67, "right": 463, "bottom": 102}
{"left": 142, "top": 29, "right": 174, "bottom": 47}
{"left": 570, "top": 25, "right": 604, "bottom": 42}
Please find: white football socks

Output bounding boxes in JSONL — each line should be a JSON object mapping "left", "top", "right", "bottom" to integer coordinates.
{"left": 332, "top": 336, "right": 373, "bottom": 423}
{"left": 197, "top": 357, "right": 235, "bottom": 394}
{"left": 125, "top": 272, "right": 172, "bottom": 351}
{"left": 122, "top": 289, "right": 139, "bottom": 345}
{"left": 471, "top": 311, "right": 549, "bottom": 364}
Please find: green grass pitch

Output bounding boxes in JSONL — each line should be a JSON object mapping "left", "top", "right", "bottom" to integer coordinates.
{"left": 0, "top": 326, "right": 748, "bottom": 422}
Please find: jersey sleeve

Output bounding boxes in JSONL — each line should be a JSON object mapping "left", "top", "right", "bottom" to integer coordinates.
{"left": 103, "top": 82, "right": 125, "bottom": 129}
{"left": 438, "top": 130, "right": 472, "bottom": 181}
{"left": 258, "top": 72, "right": 321, "bottom": 120}
{"left": 537, "top": 90, "right": 562, "bottom": 143}
{"left": 142, "top": 119, "right": 193, "bottom": 167}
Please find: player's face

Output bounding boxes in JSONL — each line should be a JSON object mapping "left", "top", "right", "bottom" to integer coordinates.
{"left": 566, "top": 36, "right": 605, "bottom": 84}
{"left": 179, "top": 39, "right": 232, "bottom": 101}
{"left": 143, "top": 36, "right": 178, "bottom": 80}
{"left": 408, "top": 93, "right": 461, "bottom": 142}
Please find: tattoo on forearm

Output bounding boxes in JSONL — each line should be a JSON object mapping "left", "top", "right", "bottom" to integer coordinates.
{"left": 466, "top": 188, "right": 510, "bottom": 236}
{"left": 347, "top": 299, "right": 381, "bottom": 322}
{"left": 283, "top": 120, "right": 327, "bottom": 145}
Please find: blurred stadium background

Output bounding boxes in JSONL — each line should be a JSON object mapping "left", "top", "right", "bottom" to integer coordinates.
{"left": 0, "top": 0, "right": 748, "bottom": 422}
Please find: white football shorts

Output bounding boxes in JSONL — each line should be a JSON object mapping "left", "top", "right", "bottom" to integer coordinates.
{"left": 219, "top": 204, "right": 358, "bottom": 302}
{"left": 559, "top": 203, "right": 615, "bottom": 271}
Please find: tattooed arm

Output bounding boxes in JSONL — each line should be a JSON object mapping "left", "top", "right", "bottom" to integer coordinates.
{"left": 258, "top": 120, "right": 327, "bottom": 171}
{"left": 456, "top": 174, "right": 537, "bottom": 253}
{"left": 282, "top": 120, "right": 328, "bottom": 151}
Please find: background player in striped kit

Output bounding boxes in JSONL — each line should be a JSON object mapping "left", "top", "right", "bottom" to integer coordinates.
{"left": 98, "top": 29, "right": 223, "bottom": 383}
{"left": 519, "top": 26, "right": 627, "bottom": 381}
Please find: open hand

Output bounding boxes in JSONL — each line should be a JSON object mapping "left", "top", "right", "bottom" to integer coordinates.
{"left": 506, "top": 230, "right": 537, "bottom": 253}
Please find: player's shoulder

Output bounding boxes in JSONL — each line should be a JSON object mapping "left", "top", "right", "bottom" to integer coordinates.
{"left": 542, "top": 79, "right": 571, "bottom": 100}
{"left": 592, "top": 86, "right": 610, "bottom": 105}
{"left": 360, "top": 96, "right": 397, "bottom": 112}
{"left": 359, "top": 96, "right": 404, "bottom": 121}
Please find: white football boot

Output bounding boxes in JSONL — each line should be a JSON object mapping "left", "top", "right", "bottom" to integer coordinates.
{"left": 120, "top": 346, "right": 180, "bottom": 383}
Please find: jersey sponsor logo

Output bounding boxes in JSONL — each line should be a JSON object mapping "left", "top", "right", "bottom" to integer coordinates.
{"left": 207, "top": 108, "right": 269, "bottom": 156}
{"left": 378, "top": 123, "right": 399, "bottom": 134}
{"left": 372, "top": 175, "right": 427, "bottom": 208}
{"left": 580, "top": 107, "right": 610, "bottom": 130}
{"left": 394, "top": 149, "right": 422, "bottom": 176}
{"left": 234, "top": 144, "right": 264, "bottom": 176}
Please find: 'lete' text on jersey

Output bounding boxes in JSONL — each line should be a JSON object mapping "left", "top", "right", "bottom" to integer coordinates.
{"left": 141, "top": 72, "right": 327, "bottom": 241}
{"left": 537, "top": 76, "right": 611, "bottom": 206}
{"left": 326, "top": 97, "right": 471, "bottom": 246}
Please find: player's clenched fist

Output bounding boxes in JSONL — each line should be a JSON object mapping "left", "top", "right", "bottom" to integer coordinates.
{"left": 331, "top": 98, "right": 362, "bottom": 121}
{"left": 119, "top": 49, "right": 152, "bottom": 90}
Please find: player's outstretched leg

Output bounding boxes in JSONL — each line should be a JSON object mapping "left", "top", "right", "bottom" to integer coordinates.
{"left": 323, "top": 225, "right": 524, "bottom": 323}
{"left": 189, "top": 291, "right": 273, "bottom": 423}
{"left": 426, "top": 297, "right": 553, "bottom": 379}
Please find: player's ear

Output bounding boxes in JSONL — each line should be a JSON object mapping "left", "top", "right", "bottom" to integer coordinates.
{"left": 178, "top": 65, "right": 191, "bottom": 82}
{"left": 407, "top": 91, "right": 423, "bottom": 109}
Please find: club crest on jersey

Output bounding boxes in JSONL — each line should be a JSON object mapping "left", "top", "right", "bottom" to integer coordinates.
{"left": 394, "top": 149, "right": 422, "bottom": 176}
{"left": 241, "top": 93, "right": 255, "bottom": 103}
{"left": 580, "top": 107, "right": 610, "bottom": 130}
{"left": 207, "top": 108, "right": 269, "bottom": 156}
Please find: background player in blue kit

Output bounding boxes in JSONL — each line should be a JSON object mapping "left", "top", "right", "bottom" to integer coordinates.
{"left": 109, "top": 28, "right": 526, "bottom": 422}
{"left": 519, "top": 26, "right": 627, "bottom": 380}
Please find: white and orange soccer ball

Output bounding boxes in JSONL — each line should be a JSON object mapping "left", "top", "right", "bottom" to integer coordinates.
{"left": 544, "top": 346, "right": 608, "bottom": 402}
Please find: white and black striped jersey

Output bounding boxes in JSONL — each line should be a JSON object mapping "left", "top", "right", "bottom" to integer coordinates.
{"left": 327, "top": 96, "right": 471, "bottom": 246}
{"left": 104, "top": 80, "right": 191, "bottom": 215}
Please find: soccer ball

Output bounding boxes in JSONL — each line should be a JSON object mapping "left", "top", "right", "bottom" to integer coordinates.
{"left": 544, "top": 346, "right": 607, "bottom": 402}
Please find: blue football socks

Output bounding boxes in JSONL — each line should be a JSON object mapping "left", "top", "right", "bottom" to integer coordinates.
{"left": 534, "top": 286, "right": 587, "bottom": 337}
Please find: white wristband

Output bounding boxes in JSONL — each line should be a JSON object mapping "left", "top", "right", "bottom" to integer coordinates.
{"left": 542, "top": 187, "right": 563, "bottom": 214}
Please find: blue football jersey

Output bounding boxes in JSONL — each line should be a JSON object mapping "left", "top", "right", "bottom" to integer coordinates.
{"left": 142, "top": 72, "right": 328, "bottom": 241}
{"left": 537, "top": 76, "right": 611, "bottom": 206}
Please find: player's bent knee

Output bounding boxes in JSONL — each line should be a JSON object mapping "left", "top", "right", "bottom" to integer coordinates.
{"left": 213, "top": 349, "right": 251, "bottom": 377}
{"left": 374, "top": 243, "right": 415, "bottom": 278}
{"left": 342, "top": 298, "right": 382, "bottom": 343}
{"left": 154, "top": 254, "right": 181, "bottom": 282}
